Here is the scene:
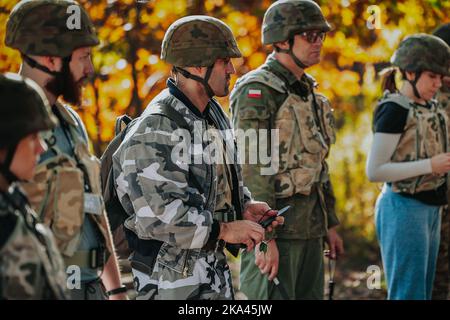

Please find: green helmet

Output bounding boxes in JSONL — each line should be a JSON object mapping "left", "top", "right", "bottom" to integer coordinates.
{"left": 391, "top": 34, "right": 450, "bottom": 77}
{"left": 262, "top": 0, "right": 331, "bottom": 45}
{"left": 433, "top": 23, "right": 450, "bottom": 47}
{"left": 0, "top": 73, "right": 58, "bottom": 149}
{"left": 5, "top": 0, "right": 99, "bottom": 57}
{"left": 161, "top": 15, "right": 242, "bottom": 67}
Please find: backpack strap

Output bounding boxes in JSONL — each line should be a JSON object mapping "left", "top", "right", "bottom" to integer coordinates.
{"left": 147, "top": 103, "right": 190, "bottom": 130}
{"left": 114, "top": 114, "right": 133, "bottom": 136}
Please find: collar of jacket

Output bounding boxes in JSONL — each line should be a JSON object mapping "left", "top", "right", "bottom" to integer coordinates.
{"left": 266, "top": 53, "right": 317, "bottom": 98}
{"left": 52, "top": 101, "right": 78, "bottom": 127}
{"left": 167, "top": 78, "right": 211, "bottom": 119}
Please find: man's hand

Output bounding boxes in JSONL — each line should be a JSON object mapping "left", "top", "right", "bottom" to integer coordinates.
{"left": 255, "top": 240, "right": 279, "bottom": 281}
{"left": 243, "top": 201, "right": 284, "bottom": 232}
{"left": 326, "top": 226, "right": 344, "bottom": 260}
{"left": 219, "top": 220, "right": 264, "bottom": 251}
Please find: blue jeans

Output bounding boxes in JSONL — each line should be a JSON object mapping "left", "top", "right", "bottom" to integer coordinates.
{"left": 375, "top": 185, "right": 442, "bottom": 300}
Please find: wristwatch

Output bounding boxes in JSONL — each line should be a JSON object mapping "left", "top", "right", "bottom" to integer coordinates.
{"left": 106, "top": 285, "right": 127, "bottom": 297}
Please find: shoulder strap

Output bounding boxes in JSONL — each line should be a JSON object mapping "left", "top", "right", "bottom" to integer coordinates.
{"left": 146, "top": 103, "right": 190, "bottom": 131}
{"left": 377, "top": 92, "right": 412, "bottom": 110}
{"left": 234, "top": 68, "right": 288, "bottom": 95}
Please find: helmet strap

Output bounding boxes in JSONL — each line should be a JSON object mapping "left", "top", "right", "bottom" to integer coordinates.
{"left": 408, "top": 71, "right": 423, "bottom": 100}
{"left": 174, "top": 65, "right": 215, "bottom": 98}
{"left": 274, "top": 38, "right": 308, "bottom": 69}
{"left": 0, "top": 143, "right": 20, "bottom": 184}
{"left": 23, "top": 54, "right": 72, "bottom": 77}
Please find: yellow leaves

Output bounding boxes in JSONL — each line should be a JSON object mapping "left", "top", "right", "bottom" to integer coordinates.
{"left": 341, "top": 8, "right": 354, "bottom": 27}
{"left": 205, "top": 0, "right": 224, "bottom": 12}
{"left": 88, "top": 3, "right": 106, "bottom": 20}
{"left": 310, "top": 65, "right": 360, "bottom": 101}
{"left": 237, "top": 37, "right": 253, "bottom": 57}
{"left": 247, "top": 52, "right": 266, "bottom": 70}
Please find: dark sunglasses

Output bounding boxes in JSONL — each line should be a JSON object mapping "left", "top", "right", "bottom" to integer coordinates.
{"left": 299, "top": 30, "right": 327, "bottom": 43}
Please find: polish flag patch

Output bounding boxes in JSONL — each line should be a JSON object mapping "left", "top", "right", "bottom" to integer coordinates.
{"left": 248, "top": 89, "right": 262, "bottom": 98}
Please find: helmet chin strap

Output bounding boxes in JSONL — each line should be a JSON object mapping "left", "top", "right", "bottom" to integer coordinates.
{"left": 407, "top": 71, "right": 423, "bottom": 100}
{"left": 22, "top": 54, "right": 72, "bottom": 77}
{"left": 274, "top": 38, "right": 309, "bottom": 69}
{"left": 173, "top": 65, "right": 215, "bottom": 98}
{"left": 0, "top": 143, "right": 19, "bottom": 184}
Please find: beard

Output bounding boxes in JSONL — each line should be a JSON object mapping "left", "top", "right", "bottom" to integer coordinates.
{"left": 44, "top": 59, "right": 87, "bottom": 106}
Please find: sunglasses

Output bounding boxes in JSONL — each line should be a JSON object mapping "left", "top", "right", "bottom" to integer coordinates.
{"left": 299, "top": 31, "right": 327, "bottom": 43}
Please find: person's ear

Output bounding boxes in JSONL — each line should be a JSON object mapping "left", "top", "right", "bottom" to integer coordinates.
{"left": 39, "top": 56, "right": 62, "bottom": 72}
{"left": 274, "top": 39, "right": 290, "bottom": 50}
{"left": 405, "top": 71, "right": 417, "bottom": 82}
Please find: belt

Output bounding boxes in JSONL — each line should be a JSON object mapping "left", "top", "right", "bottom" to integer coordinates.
{"left": 64, "top": 248, "right": 106, "bottom": 269}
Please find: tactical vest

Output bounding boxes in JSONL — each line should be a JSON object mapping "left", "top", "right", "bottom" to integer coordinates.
{"left": 233, "top": 69, "right": 336, "bottom": 199}
{"left": 437, "top": 88, "right": 450, "bottom": 115}
{"left": 377, "top": 92, "right": 449, "bottom": 194}
{"left": 20, "top": 102, "right": 113, "bottom": 259}
{"left": 0, "top": 184, "right": 67, "bottom": 299}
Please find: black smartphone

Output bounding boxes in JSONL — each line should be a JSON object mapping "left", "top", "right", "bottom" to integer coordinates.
{"left": 259, "top": 205, "right": 291, "bottom": 229}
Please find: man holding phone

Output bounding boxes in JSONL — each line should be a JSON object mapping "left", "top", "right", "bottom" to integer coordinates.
{"left": 231, "top": 0, "right": 344, "bottom": 300}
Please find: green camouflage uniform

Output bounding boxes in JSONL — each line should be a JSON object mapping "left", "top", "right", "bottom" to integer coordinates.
{"left": 433, "top": 86, "right": 450, "bottom": 300}
{"left": 113, "top": 16, "right": 250, "bottom": 300}
{"left": 231, "top": 0, "right": 338, "bottom": 300}
{"left": 0, "top": 73, "right": 67, "bottom": 300}
{"left": 231, "top": 54, "right": 339, "bottom": 299}
{"left": 0, "top": 180, "right": 68, "bottom": 300}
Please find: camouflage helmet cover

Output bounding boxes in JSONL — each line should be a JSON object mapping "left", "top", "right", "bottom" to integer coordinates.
{"left": 161, "top": 15, "right": 242, "bottom": 67}
{"left": 0, "top": 73, "right": 58, "bottom": 148}
{"left": 262, "top": 0, "right": 332, "bottom": 45}
{"left": 391, "top": 33, "right": 450, "bottom": 77}
{"left": 5, "top": 0, "right": 99, "bottom": 57}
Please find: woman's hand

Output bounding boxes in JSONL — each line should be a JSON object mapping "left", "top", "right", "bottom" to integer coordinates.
{"left": 431, "top": 153, "right": 450, "bottom": 174}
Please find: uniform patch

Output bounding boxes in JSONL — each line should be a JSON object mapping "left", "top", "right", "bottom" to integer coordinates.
{"left": 248, "top": 89, "right": 262, "bottom": 99}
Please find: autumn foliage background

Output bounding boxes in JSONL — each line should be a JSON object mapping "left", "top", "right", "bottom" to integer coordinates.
{"left": 1, "top": 0, "right": 449, "bottom": 297}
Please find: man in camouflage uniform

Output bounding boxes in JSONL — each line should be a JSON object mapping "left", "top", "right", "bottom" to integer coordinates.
{"left": 113, "top": 16, "right": 281, "bottom": 300}
{"left": 5, "top": 0, "right": 126, "bottom": 300}
{"left": 231, "top": 0, "right": 344, "bottom": 299}
{"left": 432, "top": 23, "right": 450, "bottom": 300}
{"left": 0, "top": 73, "right": 67, "bottom": 300}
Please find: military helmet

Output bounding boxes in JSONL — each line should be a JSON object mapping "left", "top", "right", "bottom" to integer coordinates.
{"left": 262, "top": 0, "right": 331, "bottom": 45}
{"left": 0, "top": 73, "right": 58, "bottom": 148}
{"left": 5, "top": 0, "right": 99, "bottom": 57}
{"left": 433, "top": 23, "right": 450, "bottom": 47}
{"left": 161, "top": 15, "right": 242, "bottom": 67}
{"left": 391, "top": 34, "right": 450, "bottom": 77}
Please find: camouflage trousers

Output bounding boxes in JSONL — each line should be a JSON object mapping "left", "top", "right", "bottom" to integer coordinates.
{"left": 132, "top": 249, "right": 234, "bottom": 300}
{"left": 432, "top": 209, "right": 450, "bottom": 300}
